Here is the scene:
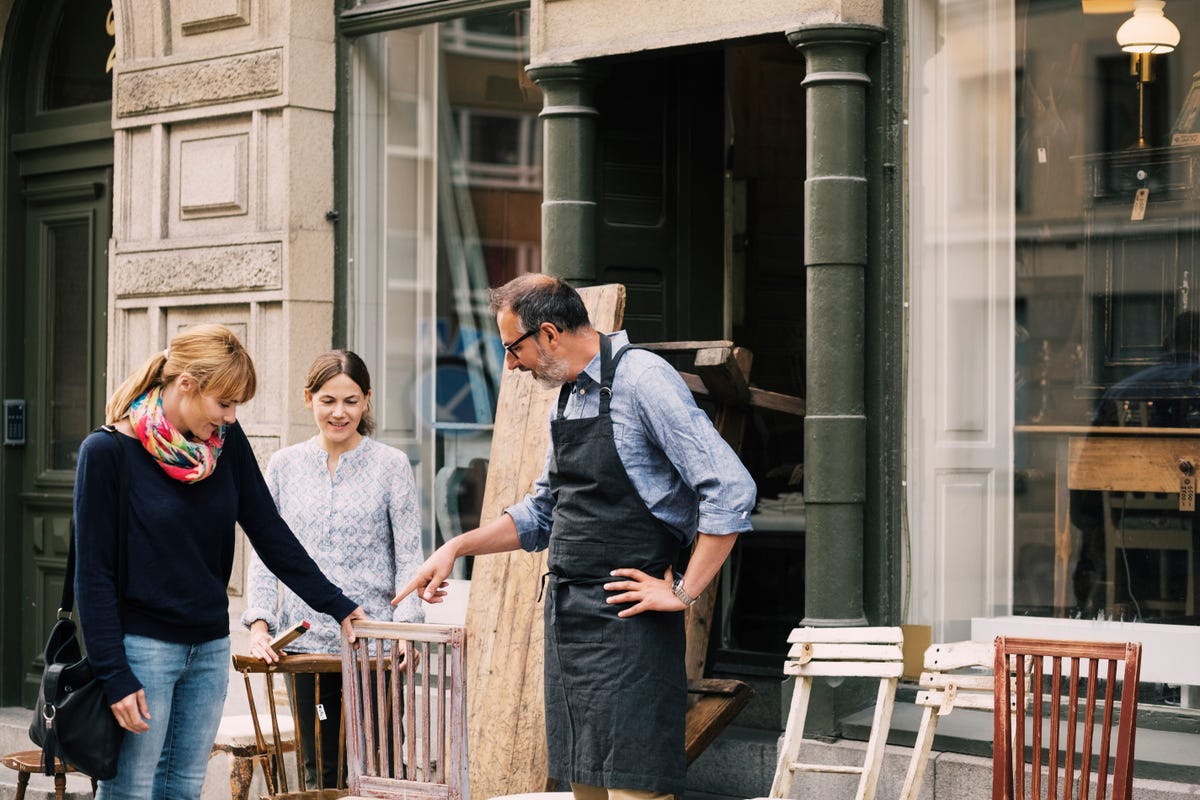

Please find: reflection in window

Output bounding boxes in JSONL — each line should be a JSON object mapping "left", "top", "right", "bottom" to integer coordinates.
{"left": 349, "top": 10, "right": 542, "bottom": 559}
{"left": 1012, "top": 1, "right": 1200, "bottom": 642}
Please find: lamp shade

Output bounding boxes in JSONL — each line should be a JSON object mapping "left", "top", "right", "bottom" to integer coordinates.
{"left": 1116, "top": 0, "right": 1181, "bottom": 53}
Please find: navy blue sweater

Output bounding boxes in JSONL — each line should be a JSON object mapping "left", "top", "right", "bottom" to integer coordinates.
{"left": 74, "top": 422, "right": 358, "bottom": 704}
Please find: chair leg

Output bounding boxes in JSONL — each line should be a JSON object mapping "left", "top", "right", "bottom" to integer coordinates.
{"left": 13, "top": 771, "right": 29, "bottom": 800}
{"left": 53, "top": 771, "right": 66, "bottom": 800}
{"left": 229, "top": 754, "right": 255, "bottom": 800}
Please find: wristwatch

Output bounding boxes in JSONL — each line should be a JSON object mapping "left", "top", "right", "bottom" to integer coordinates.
{"left": 672, "top": 576, "right": 698, "bottom": 608}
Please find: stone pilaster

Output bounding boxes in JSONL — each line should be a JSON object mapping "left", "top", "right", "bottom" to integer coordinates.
{"left": 526, "top": 62, "right": 600, "bottom": 284}
{"left": 787, "top": 23, "right": 884, "bottom": 627}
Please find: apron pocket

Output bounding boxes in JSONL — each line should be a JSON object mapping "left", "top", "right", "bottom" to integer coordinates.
{"left": 551, "top": 583, "right": 609, "bottom": 643}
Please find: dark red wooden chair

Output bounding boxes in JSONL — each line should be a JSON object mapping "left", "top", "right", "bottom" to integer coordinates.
{"left": 992, "top": 637, "right": 1141, "bottom": 800}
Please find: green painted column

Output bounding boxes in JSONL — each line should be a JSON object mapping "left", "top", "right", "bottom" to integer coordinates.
{"left": 526, "top": 62, "right": 599, "bottom": 283}
{"left": 787, "top": 24, "right": 884, "bottom": 627}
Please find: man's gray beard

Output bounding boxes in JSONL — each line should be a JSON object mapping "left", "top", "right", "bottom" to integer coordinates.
{"left": 533, "top": 351, "right": 570, "bottom": 390}
{"left": 534, "top": 373, "right": 565, "bottom": 390}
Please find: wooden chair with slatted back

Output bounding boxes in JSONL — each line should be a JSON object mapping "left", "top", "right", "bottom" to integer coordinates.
{"left": 992, "top": 637, "right": 1141, "bottom": 800}
{"left": 762, "top": 626, "right": 904, "bottom": 800}
{"left": 340, "top": 621, "right": 467, "bottom": 800}
{"left": 232, "top": 652, "right": 347, "bottom": 799}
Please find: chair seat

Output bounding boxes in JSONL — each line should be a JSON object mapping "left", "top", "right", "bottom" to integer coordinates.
{"left": 213, "top": 712, "right": 297, "bottom": 750}
{"left": 1, "top": 750, "right": 79, "bottom": 774}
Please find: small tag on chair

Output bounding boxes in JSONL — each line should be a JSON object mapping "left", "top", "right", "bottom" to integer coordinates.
{"left": 1180, "top": 474, "right": 1195, "bottom": 511}
{"left": 316, "top": 703, "right": 327, "bottom": 721}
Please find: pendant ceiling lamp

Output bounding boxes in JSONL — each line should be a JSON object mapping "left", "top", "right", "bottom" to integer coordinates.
{"left": 1116, "top": 0, "right": 1181, "bottom": 54}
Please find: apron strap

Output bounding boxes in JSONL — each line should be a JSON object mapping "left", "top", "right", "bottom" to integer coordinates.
{"left": 555, "top": 333, "right": 637, "bottom": 418}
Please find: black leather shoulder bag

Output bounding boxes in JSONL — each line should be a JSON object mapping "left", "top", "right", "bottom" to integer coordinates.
{"left": 29, "top": 424, "right": 128, "bottom": 780}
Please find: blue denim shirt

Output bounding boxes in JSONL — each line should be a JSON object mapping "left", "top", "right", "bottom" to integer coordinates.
{"left": 506, "top": 331, "right": 756, "bottom": 551}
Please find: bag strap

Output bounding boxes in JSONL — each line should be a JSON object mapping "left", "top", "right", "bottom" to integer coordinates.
{"left": 59, "top": 425, "right": 130, "bottom": 619}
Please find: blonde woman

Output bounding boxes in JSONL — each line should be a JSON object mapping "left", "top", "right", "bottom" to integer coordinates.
{"left": 73, "top": 324, "right": 365, "bottom": 800}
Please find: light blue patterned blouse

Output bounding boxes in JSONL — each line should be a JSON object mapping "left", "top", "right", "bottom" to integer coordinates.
{"left": 506, "top": 330, "right": 757, "bottom": 552}
{"left": 243, "top": 435, "right": 424, "bottom": 654}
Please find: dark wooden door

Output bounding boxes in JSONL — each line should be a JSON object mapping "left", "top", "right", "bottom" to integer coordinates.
{"left": 594, "top": 52, "right": 726, "bottom": 344}
{"left": 1, "top": 0, "right": 113, "bottom": 705}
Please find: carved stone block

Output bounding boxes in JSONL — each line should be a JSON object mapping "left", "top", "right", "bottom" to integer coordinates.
{"left": 180, "top": 134, "right": 249, "bottom": 219}
{"left": 116, "top": 49, "right": 282, "bottom": 117}
{"left": 113, "top": 243, "right": 282, "bottom": 297}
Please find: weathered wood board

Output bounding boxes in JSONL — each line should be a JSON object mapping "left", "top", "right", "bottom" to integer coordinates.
{"left": 464, "top": 283, "right": 626, "bottom": 799}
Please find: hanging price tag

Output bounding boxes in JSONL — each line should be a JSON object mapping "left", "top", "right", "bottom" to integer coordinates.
{"left": 316, "top": 703, "right": 327, "bottom": 721}
{"left": 1131, "top": 187, "right": 1149, "bottom": 221}
{"left": 1037, "top": 147, "right": 1047, "bottom": 164}
{"left": 1180, "top": 474, "right": 1194, "bottom": 512}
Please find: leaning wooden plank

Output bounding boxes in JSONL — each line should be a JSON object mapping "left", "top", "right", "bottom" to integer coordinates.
{"left": 639, "top": 339, "right": 735, "bottom": 351}
{"left": 695, "top": 347, "right": 752, "bottom": 406}
{"left": 683, "top": 346, "right": 752, "bottom": 681}
{"left": 678, "top": 372, "right": 808, "bottom": 417}
{"left": 683, "top": 679, "right": 753, "bottom": 765}
{"left": 464, "top": 284, "right": 626, "bottom": 800}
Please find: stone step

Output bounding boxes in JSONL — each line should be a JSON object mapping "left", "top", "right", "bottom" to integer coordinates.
{"left": 686, "top": 724, "right": 778, "bottom": 799}
{"left": 0, "top": 708, "right": 93, "bottom": 799}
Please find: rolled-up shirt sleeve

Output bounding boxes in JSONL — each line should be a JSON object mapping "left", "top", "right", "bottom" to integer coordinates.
{"left": 632, "top": 360, "right": 756, "bottom": 536}
{"left": 504, "top": 444, "right": 556, "bottom": 552}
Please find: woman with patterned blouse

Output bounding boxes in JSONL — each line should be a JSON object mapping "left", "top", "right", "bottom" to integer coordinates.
{"left": 242, "top": 350, "right": 425, "bottom": 789}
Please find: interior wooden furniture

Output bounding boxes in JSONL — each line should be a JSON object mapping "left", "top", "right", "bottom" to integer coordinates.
{"left": 757, "top": 626, "right": 905, "bottom": 800}
{"left": 231, "top": 651, "right": 345, "bottom": 799}
{"left": 341, "top": 620, "right": 467, "bottom": 800}
{"left": 992, "top": 636, "right": 1141, "bottom": 800}
{"left": 0, "top": 749, "right": 95, "bottom": 800}
{"left": 1100, "top": 492, "right": 1194, "bottom": 616}
{"left": 898, "top": 640, "right": 997, "bottom": 800}
{"left": 1050, "top": 429, "right": 1200, "bottom": 616}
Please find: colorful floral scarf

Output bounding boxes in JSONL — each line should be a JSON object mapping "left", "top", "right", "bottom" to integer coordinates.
{"left": 129, "top": 386, "right": 225, "bottom": 483}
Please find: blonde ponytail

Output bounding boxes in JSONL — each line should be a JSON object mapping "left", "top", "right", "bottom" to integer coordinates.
{"left": 105, "top": 352, "right": 167, "bottom": 424}
{"left": 104, "top": 324, "right": 257, "bottom": 423}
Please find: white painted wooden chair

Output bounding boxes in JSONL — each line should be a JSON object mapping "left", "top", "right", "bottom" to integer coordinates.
{"left": 757, "top": 626, "right": 905, "bottom": 800}
{"left": 897, "top": 640, "right": 995, "bottom": 800}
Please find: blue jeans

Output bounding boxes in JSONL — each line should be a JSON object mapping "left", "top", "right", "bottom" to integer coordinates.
{"left": 96, "top": 634, "right": 229, "bottom": 800}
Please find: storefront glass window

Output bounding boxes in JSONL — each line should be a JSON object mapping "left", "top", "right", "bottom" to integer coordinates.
{"left": 347, "top": 10, "right": 541, "bottom": 562}
{"left": 1011, "top": 2, "right": 1199, "bottom": 633}
{"left": 914, "top": 0, "right": 1200, "bottom": 704}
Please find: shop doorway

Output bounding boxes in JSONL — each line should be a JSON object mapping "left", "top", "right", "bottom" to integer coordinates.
{"left": 593, "top": 41, "right": 809, "bottom": 671}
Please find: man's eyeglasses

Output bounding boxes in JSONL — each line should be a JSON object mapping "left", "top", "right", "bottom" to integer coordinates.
{"left": 503, "top": 328, "right": 539, "bottom": 357}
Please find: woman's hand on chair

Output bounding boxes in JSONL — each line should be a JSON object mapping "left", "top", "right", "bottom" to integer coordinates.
{"left": 248, "top": 621, "right": 280, "bottom": 664}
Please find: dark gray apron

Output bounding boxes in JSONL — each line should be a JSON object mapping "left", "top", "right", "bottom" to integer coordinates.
{"left": 543, "top": 334, "right": 686, "bottom": 796}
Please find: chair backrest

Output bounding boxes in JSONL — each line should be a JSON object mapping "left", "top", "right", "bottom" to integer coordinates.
{"left": 231, "top": 652, "right": 345, "bottom": 799}
{"left": 898, "top": 640, "right": 996, "bottom": 800}
{"left": 992, "top": 637, "right": 1141, "bottom": 800}
{"left": 341, "top": 621, "right": 467, "bottom": 800}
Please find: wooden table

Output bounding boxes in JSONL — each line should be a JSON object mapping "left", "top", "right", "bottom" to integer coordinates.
{"left": 1017, "top": 425, "right": 1200, "bottom": 615}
